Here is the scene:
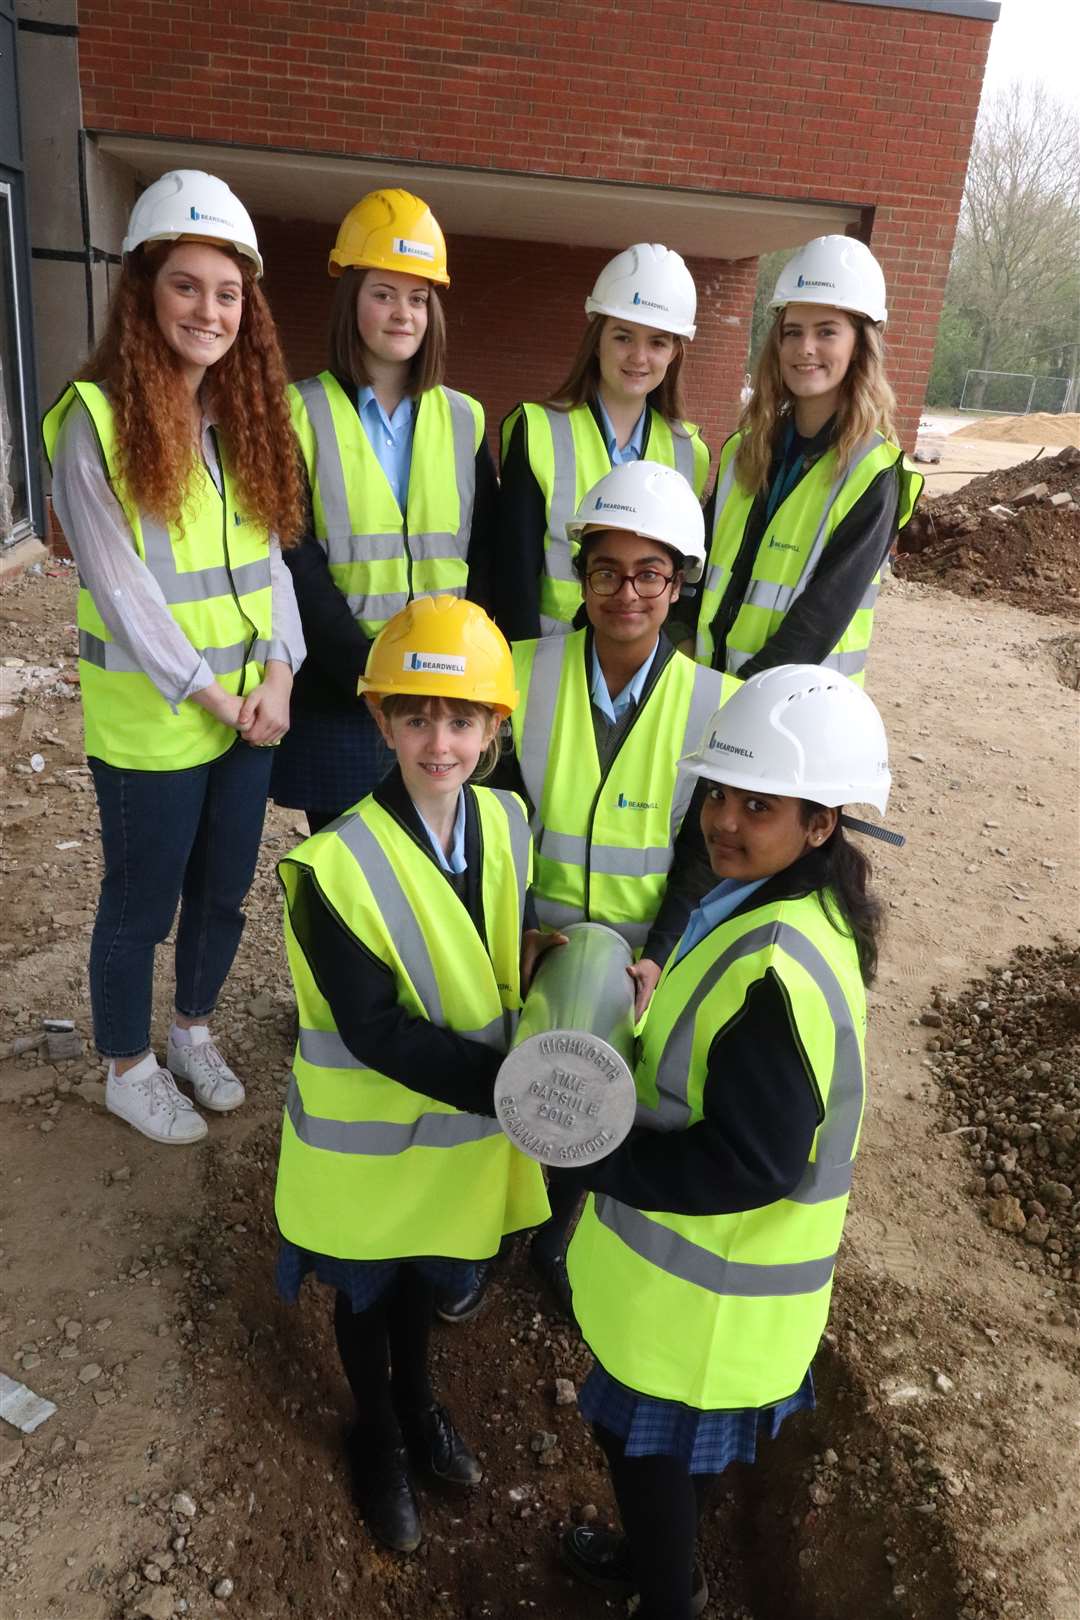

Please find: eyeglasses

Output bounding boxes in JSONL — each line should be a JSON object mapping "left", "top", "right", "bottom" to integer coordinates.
{"left": 585, "top": 566, "right": 675, "bottom": 599}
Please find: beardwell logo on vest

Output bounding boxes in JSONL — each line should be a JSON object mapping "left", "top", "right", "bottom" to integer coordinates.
{"left": 767, "top": 536, "right": 799, "bottom": 553}
{"left": 616, "top": 790, "right": 659, "bottom": 810}
{"left": 707, "top": 734, "right": 754, "bottom": 758}
{"left": 404, "top": 651, "right": 467, "bottom": 676}
{"left": 393, "top": 236, "right": 436, "bottom": 262}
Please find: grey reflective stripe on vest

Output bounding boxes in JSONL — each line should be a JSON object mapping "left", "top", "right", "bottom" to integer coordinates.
{"left": 539, "top": 829, "right": 671, "bottom": 879}
{"left": 672, "top": 429, "right": 696, "bottom": 486}
{"left": 335, "top": 815, "right": 445, "bottom": 1023}
{"left": 297, "top": 1018, "right": 504, "bottom": 1070}
{"left": 642, "top": 920, "right": 862, "bottom": 1206}
{"left": 783, "top": 434, "right": 885, "bottom": 613}
{"left": 79, "top": 629, "right": 269, "bottom": 675}
{"left": 534, "top": 895, "right": 650, "bottom": 950}
{"left": 668, "top": 665, "right": 720, "bottom": 839}
{"left": 285, "top": 1075, "right": 502, "bottom": 1154}
{"left": 544, "top": 408, "right": 579, "bottom": 551}
{"left": 295, "top": 376, "right": 352, "bottom": 546}
{"left": 139, "top": 513, "right": 271, "bottom": 605}
{"left": 518, "top": 636, "right": 570, "bottom": 821}
{"left": 489, "top": 787, "right": 533, "bottom": 931}
{"left": 593, "top": 1196, "right": 837, "bottom": 1297}
{"left": 820, "top": 649, "right": 867, "bottom": 677}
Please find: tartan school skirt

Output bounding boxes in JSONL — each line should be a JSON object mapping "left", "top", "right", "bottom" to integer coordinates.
{"left": 578, "top": 1360, "right": 815, "bottom": 1474}
{"left": 276, "top": 1239, "right": 478, "bottom": 1314}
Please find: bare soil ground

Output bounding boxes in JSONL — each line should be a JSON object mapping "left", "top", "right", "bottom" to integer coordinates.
{"left": 1, "top": 564, "right": 1078, "bottom": 1620}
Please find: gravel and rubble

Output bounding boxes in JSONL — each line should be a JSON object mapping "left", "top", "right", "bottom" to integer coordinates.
{"left": 2, "top": 566, "right": 1079, "bottom": 1619}
{"left": 895, "top": 447, "right": 1080, "bottom": 620}
{"left": 926, "top": 943, "right": 1080, "bottom": 1295}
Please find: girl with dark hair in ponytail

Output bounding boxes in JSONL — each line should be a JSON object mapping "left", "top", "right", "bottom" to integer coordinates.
{"left": 556, "top": 664, "right": 895, "bottom": 1620}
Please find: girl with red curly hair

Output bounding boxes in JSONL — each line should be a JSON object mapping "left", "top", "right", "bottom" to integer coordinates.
{"left": 43, "top": 169, "right": 306, "bottom": 1148}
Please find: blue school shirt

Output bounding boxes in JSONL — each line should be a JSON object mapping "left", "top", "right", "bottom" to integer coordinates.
{"left": 597, "top": 400, "right": 646, "bottom": 466}
{"left": 358, "top": 386, "right": 417, "bottom": 512}
{"left": 675, "top": 876, "right": 769, "bottom": 963}
{"left": 415, "top": 789, "right": 467, "bottom": 875}
{"left": 589, "top": 640, "right": 658, "bottom": 726}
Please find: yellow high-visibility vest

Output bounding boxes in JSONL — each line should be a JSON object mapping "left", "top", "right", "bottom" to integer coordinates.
{"left": 695, "top": 430, "right": 922, "bottom": 684}
{"left": 275, "top": 786, "right": 549, "bottom": 1260}
{"left": 289, "top": 371, "right": 484, "bottom": 638}
{"left": 42, "top": 382, "right": 272, "bottom": 770}
{"left": 510, "top": 629, "right": 736, "bottom": 951}
{"left": 503, "top": 402, "right": 709, "bottom": 636}
{"left": 568, "top": 888, "right": 867, "bottom": 1409}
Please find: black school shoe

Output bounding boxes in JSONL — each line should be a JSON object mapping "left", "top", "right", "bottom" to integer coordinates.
{"left": 435, "top": 1260, "right": 492, "bottom": 1324}
{"left": 528, "top": 1241, "right": 573, "bottom": 1320}
{"left": 345, "top": 1430, "right": 422, "bottom": 1554}
{"left": 401, "top": 1402, "right": 483, "bottom": 1487}
{"left": 559, "top": 1525, "right": 709, "bottom": 1615}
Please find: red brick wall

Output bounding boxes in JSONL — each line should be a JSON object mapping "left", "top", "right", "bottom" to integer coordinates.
{"left": 77, "top": 0, "right": 993, "bottom": 447}
{"left": 257, "top": 215, "right": 757, "bottom": 468}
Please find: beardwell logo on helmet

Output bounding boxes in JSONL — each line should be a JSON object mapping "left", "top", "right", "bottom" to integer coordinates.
{"left": 189, "top": 206, "right": 233, "bottom": 228}
{"left": 707, "top": 734, "right": 754, "bottom": 758}
{"left": 393, "top": 236, "right": 435, "bottom": 262}
{"left": 796, "top": 274, "right": 836, "bottom": 290}
{"left": 632, "top": 291, "right": 668, "bottom": 313}
{"left": 404, "top": 651, "right": 467, "bottom": 676}
{"left": 593, "top": 498, "right": 636, "bottom": 514}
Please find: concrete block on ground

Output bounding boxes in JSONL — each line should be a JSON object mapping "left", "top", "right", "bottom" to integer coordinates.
{"left": 1014, "top": 483, "right": 1049, "bottom": 506}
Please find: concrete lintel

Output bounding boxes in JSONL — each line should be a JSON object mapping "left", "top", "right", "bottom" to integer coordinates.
{"left": 92, "top": 134, "right": 862, "bottom": 263}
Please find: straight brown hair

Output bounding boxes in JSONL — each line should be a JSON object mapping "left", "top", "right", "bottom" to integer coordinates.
{"left": 327, "top": 267, "right": 447, "bottom": 392}
{"left": 545, "top": 313, "right": 690, "bottom": 424}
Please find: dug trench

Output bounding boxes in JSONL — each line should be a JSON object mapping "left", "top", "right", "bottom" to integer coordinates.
{"left": 171, "top": 1127, "right": 966, "bottom": 1620}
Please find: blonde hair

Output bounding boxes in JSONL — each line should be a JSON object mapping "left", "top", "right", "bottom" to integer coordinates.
{"left": 546, "top": 314, "right": 690, "bottom": 424}
{"left": 377, "top": 694, "right": 501, "bottom": 780}
{"left": 734, "top": 311, "right": 897, "bottom": 493}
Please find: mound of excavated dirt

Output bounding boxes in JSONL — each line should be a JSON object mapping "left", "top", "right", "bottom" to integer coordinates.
{"left": 927, "top": 943, "right": 1080, "bottom": 1293}
{"left": 895, "top": 446, "right": 1080, "bottom": 618}
{"left": 953, "top": 413, "right": 1080, "bottom": 448}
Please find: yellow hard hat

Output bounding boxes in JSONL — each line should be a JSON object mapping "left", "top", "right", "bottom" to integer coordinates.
{"left": 328, "top": 188, "right": 450, "bottom": 286}
{"left": 358, "top": 597, "right": 518, "bottom": 714}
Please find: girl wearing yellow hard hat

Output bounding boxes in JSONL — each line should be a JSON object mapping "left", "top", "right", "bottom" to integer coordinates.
{"left": 496, "top": 243, "right": 710, "bottom": 642}
{"left": 271, "top": 190, "right": 500, "bottom": 832}
{"left": 273, "top": 596, "right": 555, "bottom": 1556}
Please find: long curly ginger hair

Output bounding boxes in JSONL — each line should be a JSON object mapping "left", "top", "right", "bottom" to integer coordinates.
{"left": 81, "top": 241, "right": 303, "bottom": 544}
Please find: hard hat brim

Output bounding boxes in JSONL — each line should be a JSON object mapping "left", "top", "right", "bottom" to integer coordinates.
{"left": 328, "top": 248, "right": 451, "bottom": 286}
{"left": 564, "top": 517, "right": 704, "bottom": 583}
{"left": 676, "top": 748, "right": 890, "bottom": 815}
{"left": 584, "top": 295, "right": 696, "bottom": 340}
{"left": 124, "top": 229, "right": 264, "bottom": 279}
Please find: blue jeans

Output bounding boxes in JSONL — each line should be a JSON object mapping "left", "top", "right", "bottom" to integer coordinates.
{"left": 88, "top": 740, "right": 274, "bottom": 1058}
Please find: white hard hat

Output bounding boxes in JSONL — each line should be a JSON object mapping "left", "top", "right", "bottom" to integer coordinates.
{"left": 769, "top": 235, "right": 887, "bottom": 325}
{"left": 565, "top": 460, "right": 706, "bottom": 583}
{"left": 585, "top": 243, "right": 697, "bottom": 340}
{"left": 679, "top": 664, "right": 891, "bottom": 813}
{"left": 123, "top": 170, "right": 263, "bottom": 278}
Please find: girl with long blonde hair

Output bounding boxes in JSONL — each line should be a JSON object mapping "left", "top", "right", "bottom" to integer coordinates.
{"left": 43, "top": 170, "right": 305, "bottom": 1147}
{"left": 692, "top": 235, "right": 922, "bottom": 684}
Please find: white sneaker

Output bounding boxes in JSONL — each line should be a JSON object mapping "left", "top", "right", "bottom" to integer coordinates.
{"left": 167, "top": 1028, "right": 246, "bottom": 1113}
{"left": 106, "top": 1055, "right": 208, "bottom": 1145}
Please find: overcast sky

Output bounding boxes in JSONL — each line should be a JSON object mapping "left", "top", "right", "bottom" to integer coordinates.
{"left": 981, "top": 0, "right": 1080, "bottom": 107}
